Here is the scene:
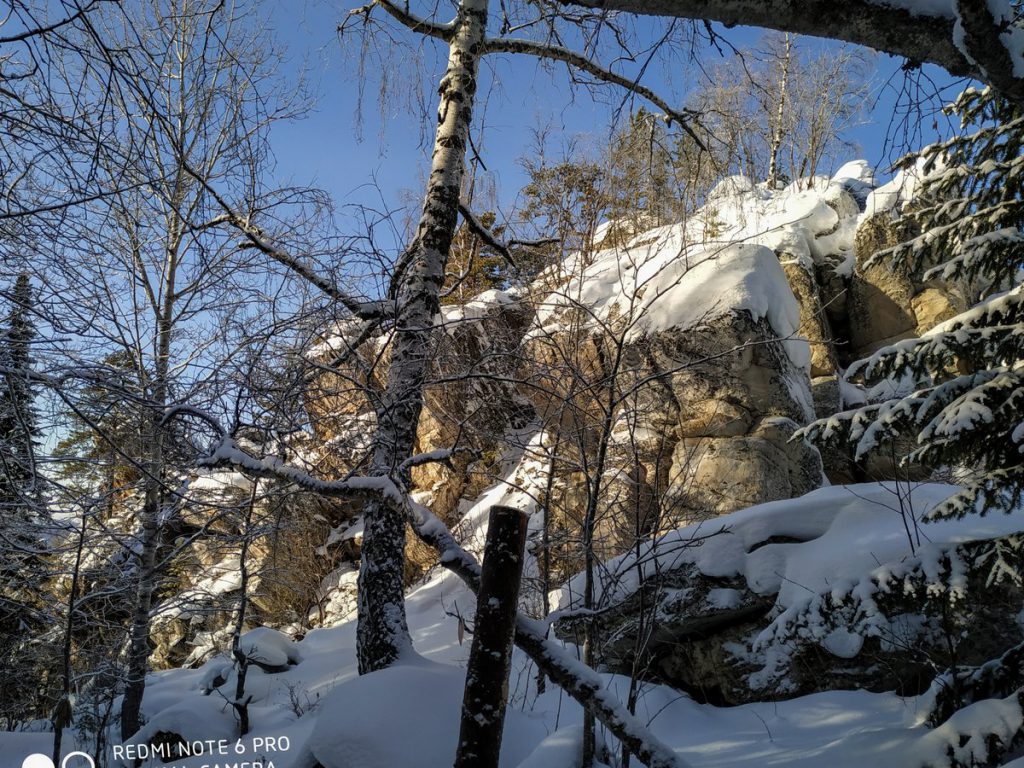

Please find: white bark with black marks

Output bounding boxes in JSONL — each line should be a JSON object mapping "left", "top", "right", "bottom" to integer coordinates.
{"left": 356, "top": 0, "right": 490, "bottom": 674}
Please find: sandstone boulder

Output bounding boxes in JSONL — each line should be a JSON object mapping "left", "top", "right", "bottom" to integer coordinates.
{"left": 848, "top": 212, "right": 966, "bottom": 359}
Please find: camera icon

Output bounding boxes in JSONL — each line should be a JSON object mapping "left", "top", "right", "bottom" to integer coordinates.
{"left": 22, "top": 753, "right": 95, "bottom": 768}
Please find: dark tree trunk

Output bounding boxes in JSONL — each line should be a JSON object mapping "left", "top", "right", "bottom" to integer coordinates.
{"left": 120, "top": 484, "right": 161, "bottom": 740}
{"left": 413, "top": 509, "right": 687, "bottom": 768}
{"left": 454, "top": 505, "right": 528, "bottom": 768}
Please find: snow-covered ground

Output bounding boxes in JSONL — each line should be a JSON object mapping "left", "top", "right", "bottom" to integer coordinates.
{"left": 8, "top": 480, "right": 1022, "bottom": 768}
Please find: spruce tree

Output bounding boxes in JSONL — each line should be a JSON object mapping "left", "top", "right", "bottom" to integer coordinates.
{"left": 0, "top": 272, "right": 41, "bottom": 534}
{"left": 795, "top": 87, "right": 1024, "bottom": 754}
{"left": 803, "top": 87, "right": 1024, "bottom": 521}
{"left": 0, "top": 273, "right": 47, "bottom": 727}
{"left": 53, "top": 350, "right": 143, "bottom": 499}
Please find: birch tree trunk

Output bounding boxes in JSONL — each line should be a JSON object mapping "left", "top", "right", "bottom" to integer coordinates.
{"left": 765, "top": 34, "right": 792, "bottom": 189}
{"left": 356, "top": 0, "right": 489, "bottom": 674}
{"left": 120, "top": 237, "right": 177, "bottom": 739}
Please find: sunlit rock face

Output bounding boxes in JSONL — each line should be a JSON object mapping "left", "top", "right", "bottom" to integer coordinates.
{"left": 154, "top": 161, "right": 970, "bottom": 664}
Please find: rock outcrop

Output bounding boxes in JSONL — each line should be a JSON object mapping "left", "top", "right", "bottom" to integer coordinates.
{"left": 271, "top": 162, "right": 966, "bottom": 629}
{"left": 555, "top": 484, "right": 1024, "bottom": 706}
{"left": 151, "top": 160, "right": 971, "bottom": 671}
{"left": 847, "top": 210, "right": 966, "bottom": 360}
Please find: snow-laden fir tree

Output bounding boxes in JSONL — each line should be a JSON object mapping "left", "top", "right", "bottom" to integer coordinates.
{"left": 0, "top": 272, "right": 40, "bottom": 513}
{"left": 803, "top": 87, "right": 1024, "bottom": 520}
{"left": 795, "top": 87, "right": 1024, "bottom": 758}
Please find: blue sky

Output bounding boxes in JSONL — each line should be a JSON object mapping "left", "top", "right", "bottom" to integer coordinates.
{"left": 264, "top": 0, "right": 968, "bottom": 253}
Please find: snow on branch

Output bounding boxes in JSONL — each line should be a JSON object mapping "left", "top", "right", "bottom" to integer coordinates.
{"left": 398, "top": 446, "right": 476, "bottom": 473}
{"left": 168, "top": 412, "right": 683, "bottom": 766}
{"left": 343, "top": 0, "right": 456, "bottom": 41}
{"left": 953, "top": 0, "right": 1024, "bottom": 104}
{"left": 163, "top": 405, "right": 404, "bottom": 504}
{"left": 203, "top": 438, "right": 403, "bottom": 502}
{"left": 408, "top": 500, "right": 690, "bottom": 768}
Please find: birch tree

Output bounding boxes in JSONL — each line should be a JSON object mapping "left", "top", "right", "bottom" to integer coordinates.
{"left": 25, "top": 0, "right": 310, "bottom": 739}
{"left": 162, "top": 4, "right": 705, "bottom": 765}
{"left": 281, "top": 0, "right": 695, "bottom": 676}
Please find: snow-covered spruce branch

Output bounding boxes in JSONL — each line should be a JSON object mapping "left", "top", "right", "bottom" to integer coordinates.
{"left": 748, "top": 539, "right": 1007, "bottom": 685}
{"left": 796, "top": 369, "right": 1016, "bottom": 464}
{"left": 408, "top": 501, "right": 689, "bottom": 768}
{"left": 856, "top": 286, "right": 1024, "bottom": 370}
{"left": 931, "top": 468, "right": 1024, "bottom": 520}
{"left": 893, "top": 113, "right": 1024, "bottom": 164}
{"left": 848, "top": 326, "right": 1024, "bottom": 384}
{"left": 481, "top": 37, "right": 704, "bottom": 145}
{"left": 869, "top": 202, "right": 1024, "bottom": 279}
{"left": 927, "top": 637, "right": 1024, "bottom": 727}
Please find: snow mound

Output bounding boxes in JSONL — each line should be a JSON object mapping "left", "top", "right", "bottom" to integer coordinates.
{"left": 513, "top": 725, "right": 596, "bottom": 768}
{"left": 557, "top": 482, "right": 982, "bottom": 610}
{"left": 557, "top": 481, "right": 1024, "bottom": 688}
{"left": 125, "top": 695, "right": 237, "bottom": 750}
{"left": 306, "top": 658, "right": 544, "bottom": 768}
{"left": 862, "top": 157, "right": 929, "bottom": 220}
{"left": 238, "top": 627, "right": 302, "bottom": 667}
{"left": 32, "top": 484, "right": 1024, "bottom": 768}
{"left": 532, "top": 163, "right": 881, "bottom": 373}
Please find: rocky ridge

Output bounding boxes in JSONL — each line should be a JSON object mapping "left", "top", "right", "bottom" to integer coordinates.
{"left": 152, "top": 161, "right": 974, "bottom": 704}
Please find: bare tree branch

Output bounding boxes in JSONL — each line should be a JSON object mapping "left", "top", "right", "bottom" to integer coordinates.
{"left": 483, "top": 36, "right": 706, "bottom": 146}
{"left": 554, "top": 0, "right": 1024, "bottom": 104}
{"left": 457, "top": 203, "right": 517, "bottom": 269}
{"left": 175, "top": 168, "right": 393, "bottom": 320}
{"left": 0, "top": 1, "right": 104, "bottom": 44}
{"left": 342, "top": 0, "right": 456, "bottom": 41}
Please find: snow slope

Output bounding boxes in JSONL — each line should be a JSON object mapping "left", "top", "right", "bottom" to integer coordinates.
{"left": 8, "top": 482, "right": 1024, "bottom": 768}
